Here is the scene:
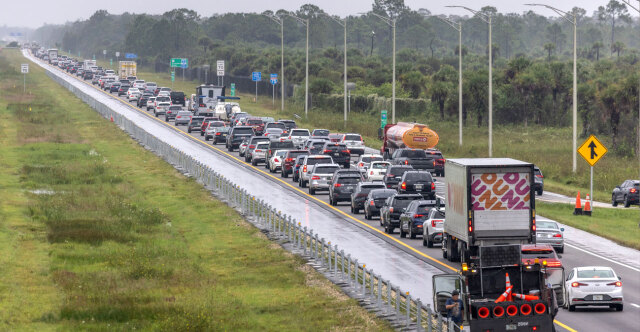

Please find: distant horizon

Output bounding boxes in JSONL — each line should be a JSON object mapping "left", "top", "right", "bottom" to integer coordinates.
{"left": 2, "top": 0, "right": 635, "bottom": 29}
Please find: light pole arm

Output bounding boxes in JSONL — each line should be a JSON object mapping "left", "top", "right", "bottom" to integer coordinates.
{"left": 283, "top": 12, "right": 308, "bottom": 26}
{"left": 261, "top": 13, "right": 283, "bottom": 26}
{"left": 318, "top": 13, "right": 345, "bottom": 27}
{"left": 434, "top": 16, "right": 461, "bottom": 32}
{"left": 524, "top": 4, "right": 576, "bottom": 24}
{"left": 368, "top": 12, "right": 394, "bottom": 26}
{"left": 622, "top": 0, "right": 640, "bottom": 12}
{"left": 446, "top": 6, "right": 490, "bottom": 23}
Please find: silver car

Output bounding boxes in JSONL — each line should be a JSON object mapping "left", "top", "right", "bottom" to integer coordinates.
{"left": 535, "top": 218, "right": 565, "bottom": 253}
{"left": 298, "top": 155, "right": 334, "bottom": 188}
{"left": 175, "top": 111, "right": 192, "bottom": 126}
{"left": 250, "top": 142, "right": 270, "bottom": 166}
{"left": 308, "top": 163, "right": 341, "bottom": 195}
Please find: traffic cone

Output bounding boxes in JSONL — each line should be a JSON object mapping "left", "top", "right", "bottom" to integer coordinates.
{"left": 584, "top": 194, "right": 592, "bottom": 216}
{"left": 495, "top": 286, "right": 513, "bottom": 303}
{"left": 573, "top": 191, "right": 582, "bottom": 215}
{"left": 505, "top": 273, "right": 513, "bottom": 301}
{"left": 512, "top": 293, "right": 540, "bottom": 301}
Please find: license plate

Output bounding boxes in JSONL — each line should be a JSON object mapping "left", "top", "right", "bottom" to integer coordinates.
{"left": 333, "top": 153, "right": 339, "bottom": 157}
{"left": 506, "top": 324, "right": 517, "bottom": 331}
{"left": 416, "top": 184, "right": 423, "bottom": 190}
{"left": 593, "top": 295, "right": 603, "bottom": 301}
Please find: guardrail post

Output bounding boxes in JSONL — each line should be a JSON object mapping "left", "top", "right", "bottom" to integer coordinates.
{"left": 377, "top": 275, "right": 382, "bottom": 308}
{"left": 339, "top": 250, "right": 345, "bottom": 280}
{"left": 362, "top": 266, "right": 367, "bottom": 296}
{"left": 416, "top": 299, "right": 423, "bottom": 332}
{"left": 426, "top": 304, "right": 433, "bottom": 332}
{"left": 395, "top": 287, "right": 401, "bottom": 316}
{"left": 353, "top": 259, "right": 359, "bottom": 291}
{"left": 333, "top": 245, "right": 338, "bottom": 276}
{"left": 303, "top": 227, "right": 308, "bottom": 255}
{"left": 347, "top": 254, "right": 352, "bottom": 285}
{"left": 436, "top": 312, "right": 443, "bottom": 332}
{"left": 406, "top": 293, "right": 411, "bottom": 327}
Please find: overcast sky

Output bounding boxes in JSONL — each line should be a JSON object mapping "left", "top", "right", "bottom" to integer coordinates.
{"left": 0, "top": 0, "right": 629, "bottom": 29}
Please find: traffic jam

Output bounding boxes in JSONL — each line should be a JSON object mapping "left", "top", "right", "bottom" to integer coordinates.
{"left": 34, "top": 49, "right": 633, "bottom": 332}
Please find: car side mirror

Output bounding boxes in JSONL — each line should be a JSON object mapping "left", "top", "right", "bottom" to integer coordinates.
{"left": 618, "top": 276, "right": 622, "bottom": 281}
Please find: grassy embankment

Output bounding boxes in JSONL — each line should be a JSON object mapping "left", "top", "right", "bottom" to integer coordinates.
{"left": 90, "top": 60, "right": 640, "bottom": 249}
{"left": 0, "top": 49, "right": 391, "bottom": 330}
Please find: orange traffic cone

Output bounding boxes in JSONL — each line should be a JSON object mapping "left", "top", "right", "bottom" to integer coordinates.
{"left": 512, "top": 293, "right": 540, "bottom": 301}
{"left": 495, "top": 286, "right": 513, "bottom": 303}
{"left": 584, "top": 194, "right": 592, "bottom": 216}
{"left": 573, "top": 191, "right": 582, "bottom": 215}
{"left": 505, "top": 273, "right": 513, "bottom": 301}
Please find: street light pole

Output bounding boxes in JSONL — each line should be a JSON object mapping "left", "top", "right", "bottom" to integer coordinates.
{"left": 320, "top": 13, "right": 348, "bottom": 126}
{"left": 262, "top": 13, "right": 285, "bottom": 112}
{"left": 284, "top": 13, "right": 310, "bottom": 118}
{"left": 526, "top": 4, "right": 578, "bottom": 173}
{"left": 447, "top": 6, "right": 492, "bottom": 156}
{"left": 368, "top": 13, "right": 397, "bottom": 124}
{"left": 431, "top": 15, "right": 463, "bottom": 146}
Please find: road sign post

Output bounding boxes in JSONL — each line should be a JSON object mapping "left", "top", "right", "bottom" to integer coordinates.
{"left": 21, "top": 63, "right": 28, "bottom": 93}
{"left": 252, "top": 72, "right": 261, "bottom": 102}
{"left": 171, "top": 70, "right": 175, "bottom": 89}
{"left": 270, "top": 74, "right": 278, "bottom": 109}
{"left": 578, "top": 135, "right": 608, "bottom": 211}
{"left": 217, "top": 60, "right": 225, "bottom": 86}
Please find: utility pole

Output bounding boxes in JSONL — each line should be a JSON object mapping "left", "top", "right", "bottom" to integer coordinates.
{"left": 262, "top": 13, "right": 284, "bottom": 112}
{"left": 368, "top": 13, "right": 397, "bottom": 124}
{"left": 526, "top": 4, "right": 578, "bottom": 173}
{"left": 284, "top": 13, "right": 310, "bottom": 118}
{"left": 320, "top": 13, "right": 348, "bottom": 126}
{"left": 448, "top": 6, "right": 492, "bottom": 156}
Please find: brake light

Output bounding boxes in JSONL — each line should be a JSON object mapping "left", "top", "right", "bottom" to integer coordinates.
{"left": 413, "top": 214, "right": 424, "bottom": 218}
{"left": 343, "top": 150, "right": 350, "bottom": 154}
{"left": 401, "top": 182, "right": 406, "bottom": 190}
{"left": 200, "top": 104, "right": 205, "bottom": 107}
{"left": 404, "top": 160, "right": 409, "bottom": 165}
{"left": 334, "top": 183, "right": 342, "bottom": 187}
{"left": 468, "top": 226, "right": 473, "bottom": 232}
{"left": 359, "top": 163, "right": 364, "bottom": 167}
{"left": 269, "top": 150, "right": 272, "bottom": 154}
{"left": 303, "top": 165, "right": 307, "bottom": 172}
{"left": 553, "top": 233, "right": 562, "bottom": 238}
{"left": 215, "top": 133, "right": 221, "bottom": 136}
{"left": 572, "top": 282, "right": 587, "bottom": 287}
{"left": 431, "top": 182, "right": 435, "bottom": 190}
{"left": 249, "top": 145, "right": 255, "bottom": 149}
{"left": 389, "top": 207, "right": 394, "bottom": 213}
{"left": 536, "top": 174, "right": 544, "bottom": 178}
{"left": 631, "top": 188, "right": 637, "bottom": 193}
{"left": 311, "top": 176, "right": 320, "bottom": 180}
{"left": 285, "top": 158, "right": 293, "bottom": 162}
{"left": 274, "top": 158, "right": 279, "bottom": 162}
{"left": 323, "top": 149, "right": 331, "bottom": 153}
{"left": 431, "top": 220, "right": 442, "bottom": 227}
{"left": 370, "top": 201, "right": 375, "bottom": 206}
{"left": 370, "top": 171, "right": 374, "bottom": 175}
{"left": 607, "top": 281, "right": 622, "bottom": 287}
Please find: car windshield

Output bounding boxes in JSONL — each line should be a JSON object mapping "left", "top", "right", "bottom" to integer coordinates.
{"left": 537, "top": 221, "right": 558, "bottom": 229}
{"left": 234, "top": 128, "right": 254, "bottom": 135}
{"left": 313, "top": 129, "right": 330, "bottom": 136}
{"left": 315, "top": 166, "right": 340, "bottom": 174}
{"left": 372, "top": 162, "right": 390, "bottom": 169}
{"left": 291, "top": 130, "right": 309, "bottom": 136}
{"left": 404, "top": 172, "right": 432, "bottom": 181}
{"left": 344, "top": 134, "right": 362, "bottom": 141}
{"left": 577, "top": 269, "right": 615, "bottom": 278}
{"left": 403, "top": 150, "right": 427, "bottom": 158}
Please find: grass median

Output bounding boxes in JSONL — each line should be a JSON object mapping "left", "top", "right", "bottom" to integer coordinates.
{"left": 0, "top": 49, "right": 391, "bottom": 330}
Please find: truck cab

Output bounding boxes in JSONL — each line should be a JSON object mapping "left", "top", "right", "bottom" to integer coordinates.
{"left": 432, "top": 245, "right": 565, "bottom": 332}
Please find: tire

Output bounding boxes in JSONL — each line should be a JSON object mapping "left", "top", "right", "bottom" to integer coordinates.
{"left": 425, "top": 231, "right": 434, "bottom": 248}
{"left": 188, "top": 129, "right": 191, "bottom": 133}
{"left": 380, "top": 215, "right": 384, "bottom": 226}
{"left": 537, "top": 189, "right": 543, "bottom": 196}
{"left": 386, "top": 225, "right": 393, "bottom": 234}
{"left": 557, "top": 246, "right": 564, "bottom": 254}
{"left": 155, "top": 113, "right": 158, "bottom": 117}
{"left": 281, "top": 171, "right": 287, "bottom": 178}
{"left": 568, "top": 304, "right": 576, "bottom": 312}
{"left": 353, "top": 207, "right": 360, "bottom": 214}
{"left": 612, "top": 194, "right": 618, "bottom": 207}
{"left": 251, "top": 159, "right": 257, "bottom": 166}
{"left": 200, "top": 131, "right": 204, "bottom": 136}
{"left": 165, "top": 117, "right": 168, "bottom": 122}
{"left": 301, "top": 180, "right": 307, "bottom": 188}
{"left": 624, "top": 195, "right": 631, "bottom": 208}
{"left": 616, "top": 304, "right": 623, "bottom": 311}
{"left": 350, "top": 205, "right": 354, "bottom": 213}
{"left": 365, "top": 210, "right": 371, "bottom": 220}
{"left": 400, "top": 225, "right": 406, "bottom": 238}
{"left": 409, "top": 226, "right": 417, "bottom": 239}
{"left": 205, "top": 136, "right": 209, "bottom": 141}
{"left": 309, "top": 188, "right": 315, "bottom": 195}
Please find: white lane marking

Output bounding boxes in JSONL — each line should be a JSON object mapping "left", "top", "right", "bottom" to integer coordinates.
{"left": 631, "top": 303, "right": 640, "bottom": 309}
{"left": 565, "top": 243, "right": 640, "bottom": 272}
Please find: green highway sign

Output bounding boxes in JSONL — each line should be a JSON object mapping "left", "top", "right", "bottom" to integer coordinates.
{"left": 381, "top": 110, "right": 388, "bottom": 128}
{"left": 110, "top": 58, "right": 113, "bottom": 66}
{"left": 170, "top": 58, "right": 188, "bottom": 68}
{"left": 171, "top": 71, "right": 175, "bottom": 82}
{"left": 230, "top": 83, "right": 236, "bottom": 97}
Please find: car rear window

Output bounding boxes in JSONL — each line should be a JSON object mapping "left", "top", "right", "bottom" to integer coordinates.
{"left": 313, "top": 129, "right": 330, "bottom": 136}
{"left": 402, "top": 150, "right": 427, "bottom": 158}
{"left": 393, "top": 197, "right": 418, "bottom": 208}
{"left": 521, "top": 248, "right": 555, "bottom": 256}
{"left": 537, "top": 221, "right": 558, "bottom": 229}
{"left": 216, "top": 127, "right": 230, "bottom": 133}
{"left": 169, "top": 106, "right": 182, "bottom": 110}
{"left": 431, "top": 210, "right": 445, "bottom": 219}
{"left": 344, "top": 134, "right": 362, "bottom": 141}
{"left": 288, "top": 151, "right": 309, "bottom": 158}
{"left": 361, "top": 184, "right": 386, "bottom": 191}
{"left": 270, "top": 141, "right": 294, "bottom": 149}
{"left": 256, "top": 142, "right": 269, "bottom": 148}
{"left": 577, "top": 269, "right": 614, "bottom": 278}
{"left": 339, "top": 177, "right": 361, "bottom": 184}
{"left": 312, "top": 142, "right": 325, "bottom": 147}
{"left": 307, "top": 157, "right": 332, "bottom": 165}
{"left": 362, "top": 156, "right": 383, "bottom": 163}
{"left": 404, "top": 172, "right": 432, "bottom": 181}
{"left": 390, "top": 167, "right": 412, "bottom": 176}
{"left": 251, "top": 137, "right": 270, "bottom": 144}
{"left": 291, "top": 130, "right": 309, "bottom": 136}
{"left": 325, "top": 144, "right": 347, "bottom": 151}
{"left": 315, "top": 166, "right": 340, "bottom": 174}
{"left": 372, "top": 162, "right": 390, "bottom": 169}
{"left": 156, "top": 96, "right": 170, "bottom": 102}
{"left": 233, "top": 128, "right": 254, "bottom": 135}
{"left": 416, "top": 205, "right": 435, "bottom": 214}
{"left": 266, "top": 123, "right": 286, "bottom": 130}
{"left": 247, "top": 119, "right": 263, "bottom": 125}
{"left": 426, "top": 151, "right": 443, "bottom": 158}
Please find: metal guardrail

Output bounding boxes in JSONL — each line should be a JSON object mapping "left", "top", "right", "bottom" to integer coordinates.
{"left": 43, "top": 66, "right": 456, "bottom": 332}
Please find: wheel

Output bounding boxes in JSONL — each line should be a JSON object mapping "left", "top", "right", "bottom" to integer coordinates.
{"left": 155, "top": 113, "right": 158, "bottom": 117}
{"left": 568, "top": 304, "right": 576, "bottom": 312}
{"left": 200, "top": 131, "right": 204, "bottom": 136}
{"left": 556, "top": 246, "right": 564, "bottom": 254}
{"left": 301, "top": 180, "right": 307, "bottom": 188}
{"left": 612, "top": 194, "right": 618, "bottom": 207}
{"left": 380, "top": 215, "right": 384, "bottom": 226}
{"left": 409, "top": 225, "right": 417, "bottom": 239}
{"left": 353, "top": 207, "right": 360, "bottom": 214}
{"left": 624, "top": 195, "right": 631, "bottom": 208}
{"left": 205, "top": 136, "right": 209, "bottom": 141}
{"left": 350, "top": 205, "right": 354, "bottom": 213}
{"left": 537, "top": 189, "right": 543, "bottom": 196}
{"left": 251, "top": 159, "right": 257, "bottom": 166}
{"left": 229, "top": 146, "right": 234, "bottom": 152}
{"left": 425, "top": 231, "right": 433, "bottom": 248}
{"left": 188, "top": 128, "right": 191, "bottom": 133}
{"left": 616, "top": 304, "right": 623, "bottom": 311}
{"left": 281, "top": 171, "right": 286, "bottom": 178}
{"left": 400, "top": 225, "right": 406, "bottom": 238}
{"left": 309, "top": 187, "right": 315, "bottom": 195}
{"left": 365, "top": 210, "right": 371, "bottom": 220}
{"left": 386, "top": 225, "right": 393, "bottom": 234}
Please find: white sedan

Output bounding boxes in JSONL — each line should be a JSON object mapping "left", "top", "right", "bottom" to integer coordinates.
{"left": 365, "top": 161, "right": 391, "bottom": 182}
{"left": 269, "top": 150, "right": 288, "bottom": 173}
{"left": 127, "top": 88, "right": 141, "bottom": 101}
{"left": 565, "top": 266, "right": 623, "bottom": 311}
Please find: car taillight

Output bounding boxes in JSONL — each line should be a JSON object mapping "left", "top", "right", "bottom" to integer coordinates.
{"left": 249, "top": 145, "right": 255, "bottom": 149}
{"left": 323, "top": 149, "right": 331, "bottom": 153}
{"left": 404, "top": 160, "right": 409, "bottom": 165}
{"left": 401, "top": 182, "right": 406, "bottom": 190}
{"left": 303, "top": 166, "right": 307, "bottom": 172}
{"left": 607, "top": 281, "right": 622, "bottom": 287}
{"left": 571, "top": 282, "right": 587, "bottom": 287}
{"left": 215, "top": 133, "right": 221, "bottom": 136}
{"left": 630, "top": 188, "right": 637, "bottom": 193}
{"left": 274, "top": 158, "right": 279, "bottom": 162}
{"left": 413, "top": 214, "right": 424, "bottom": 218}
{"left": 370, "top": 201, "right": 375, "bottom": 206}
{"left": 370, "top": 171, "right": 374, "bottom": 175}
{"left": 359, "top": 162, "right": 364, "bottom": 167}
{"left": 334, "top": 183, "right": 342, "bottom": 187}
{"left": 285, "top": 158, "right": 293, "bottom": 162}
{"left": 389, "top": 207, "right": 394, "bottom": 213}
{"left": 553, "top": 233, "right": 562, "bottom": 238}
{"left": 199, "top": 104, "right": 205, "bottom": 107}
{"left": 343, "top": 150, "right": 350, "bottom": 154}
{"left": 311, "top": 176, "right": 320, "bottom": 180}
{"left": 431, "top": 182, "right": 435, "bottom": 190}
{"left": 536, "top": 174, "right": 544, "bottom": 178}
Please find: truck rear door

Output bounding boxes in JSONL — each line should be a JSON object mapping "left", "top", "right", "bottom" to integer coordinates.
{"left": 545, "top": 267, "right": 566, "bottom": 307}
{"left": 432, "top": 274, "right": 464, "bottom": 315}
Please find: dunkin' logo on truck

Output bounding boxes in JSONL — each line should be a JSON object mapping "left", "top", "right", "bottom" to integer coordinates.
{"left": 471, "top": 173, "right": 530, "bottom": 211}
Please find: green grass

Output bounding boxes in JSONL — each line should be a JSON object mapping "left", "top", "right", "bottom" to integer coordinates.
{"left": 0, "top": 49, "right": 391, "bottom": 330}
{"left": 537, "top": 202, "right": 640, "bottom": 250}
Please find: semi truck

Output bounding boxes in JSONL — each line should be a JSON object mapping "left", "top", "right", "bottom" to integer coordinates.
{"left": 432, "top": 245, "right": 563, "bottom": 332}
{"left": 118, "top": 61, "right": 137, "bottom": 79}
{"left": 47, "top": 48, "right": 58, "bottom": 64}
{"left": 442, "top": 158, "right": 535, "bottom": 264}
{"left": 83, "top": 59, "right": 97, "bottom": 71}
{"left": 379, "top": 122, "right": 439, "bottom": 158}
{"left": 194, "top": 84, "right": 225, "bottom": 113}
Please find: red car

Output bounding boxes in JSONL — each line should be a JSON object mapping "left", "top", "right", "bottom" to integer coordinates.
{"left": 521, "top": 244, "right": 562, "bottom": 267}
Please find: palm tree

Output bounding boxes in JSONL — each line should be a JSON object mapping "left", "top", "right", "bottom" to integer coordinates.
{"left": 611, "top": 41, "right": 625, "bottom": 58}
{"left": 543, "top": 43, "right": 555, "bottom": 61}
{"left": 592, "top": 42, "right": 604, "bottom": 61}
{"left": 198, "top": 36, "right": 213, "bottom": 55}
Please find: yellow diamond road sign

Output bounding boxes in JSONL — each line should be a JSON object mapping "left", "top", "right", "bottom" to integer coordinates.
{"left": 578, "top": 135, "right": 607, "bottom": 167}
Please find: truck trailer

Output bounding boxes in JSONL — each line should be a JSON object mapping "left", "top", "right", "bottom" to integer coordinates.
{"left": 118, "top": 61, "right": 137, "bottom": 79}
{"left": 443, "top": 158, "right": 535, "bottom": 264}
{"left": 379, "top": 122, "right": 439, "bottom": 158}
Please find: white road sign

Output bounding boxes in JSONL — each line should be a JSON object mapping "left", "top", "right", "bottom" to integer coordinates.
{"left": 217, "top": 60, "right": 225, "bottom": 76}
{"left": 115, "top": 52, "right": 120, "bottom": 57}
{"left": 21, "top": 63, "right": 28, "bottom": 73}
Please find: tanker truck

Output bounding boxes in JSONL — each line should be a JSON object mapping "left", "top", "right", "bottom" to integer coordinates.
{"left": 379, "top": 122, "right": 444, "bottom": 174}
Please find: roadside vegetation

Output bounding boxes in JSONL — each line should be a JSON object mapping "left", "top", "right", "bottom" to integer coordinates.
{"left": 0, "top": 48, "right": 391, "bottom": 330}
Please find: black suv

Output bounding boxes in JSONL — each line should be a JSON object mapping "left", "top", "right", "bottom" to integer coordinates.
{"left": 426, "top": 149, "right": 445, "bottom": 177}
{"left": 380, "top": 193, "right": 423, "bottom": 234}
{"left": 534, "top": 166, "right": 544, "bottom": 196}
{"left": 226, "top": 126, "right": 255, "bottom": 151}
{"left": 170, "top": 91, "right": 186, "bottom": 106}
{"left": 265, "top": 140, "right": 295, "bottom": 169}
{"left": 612, "top": 180, "right": 639, "bottom": 207}
{"left": 187, "top": 116, "right": 205, "bottom": 133}
{"left": 399, "top": 200, "right": 437, "bottom": 239}
{"left": 329, "top": 174, "right": 362, "bottom": 206}
{"left": 383, "top": 165, "right": 414, "bottom": 189}
{"left": 398, "top": 171, "right": 436, "bottom": 199}
{"left": 322, "top": 142, "right": 351, "bottom": 168}
{"left": 351, "top": 182, "right": 387, "bottom": 214}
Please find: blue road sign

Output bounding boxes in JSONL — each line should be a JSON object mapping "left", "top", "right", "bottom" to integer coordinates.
{"left": 252, "top": 72, "right": 262, "bottom": 82}
{"left": 125, "top": 53, "right": 137, "bottom": 59}
{"left": 270, "top": 73, "right": 278, "bottom": 85}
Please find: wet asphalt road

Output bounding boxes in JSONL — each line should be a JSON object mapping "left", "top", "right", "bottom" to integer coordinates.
{"left": 30, "top": 51, "right": 640, "bottom": 332}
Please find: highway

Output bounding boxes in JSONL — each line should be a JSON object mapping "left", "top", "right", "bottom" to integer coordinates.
{"left": 27, "top": 51, "right": 640, "bottom": 332}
